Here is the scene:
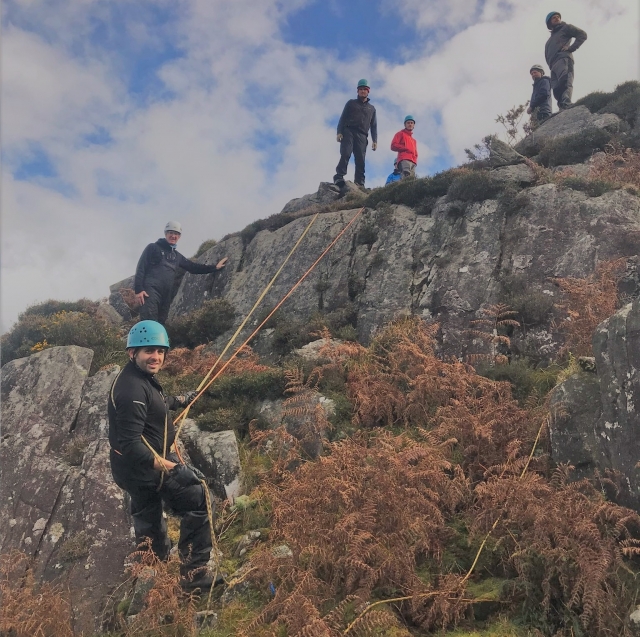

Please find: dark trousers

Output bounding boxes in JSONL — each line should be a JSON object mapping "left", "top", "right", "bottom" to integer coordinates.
{"left": 550, "top": 57, "right": 574, "bottom": 108}
{"left": 334, "top": 128, "right": 368, "bottom": 186}
{"left": 112, "top": 459, "right": 212, "bottom": 576}
{"left": 139, "top": 287, "right": 171, "bottom": 325}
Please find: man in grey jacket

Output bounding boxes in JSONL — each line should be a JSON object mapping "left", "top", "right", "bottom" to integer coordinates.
{"left": 544, "top": 12, "right": 587, "bottom": 110}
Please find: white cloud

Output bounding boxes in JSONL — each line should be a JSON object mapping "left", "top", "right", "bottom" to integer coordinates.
{"left": 1, "top": 0, "right": 638, "bottom": 330}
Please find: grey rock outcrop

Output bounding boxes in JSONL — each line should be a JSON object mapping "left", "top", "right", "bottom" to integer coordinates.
{"left": 109, "top": 275, "right": 136, "bottom": 320}
{"left": 549, "top": 300, "right": 640, "bottom": 509}
{"left": 548, "top": 372, "right": 601, "bottom": 481}
{"left": 1, "top": 348, "right": 132, "bottom": 635}
{"left": 515, "top": 106, "right": 622, "bottom": 156}
{"left": 280, "top": 181, "right": 361, "bottom": 215}
{"left": 490, "top": 163, "right": 536, "bottom": 185}
{"left": 592, "top": 300, "right": 640, "bottom": 503}
{"left": 489, "top": 137, "right": 524, "bottom": 167}
{"left": 180, "top": 419, "right": 243, "bottom": 502}
{"left": 158, "top": 184, "right": 639, "bottom": 361}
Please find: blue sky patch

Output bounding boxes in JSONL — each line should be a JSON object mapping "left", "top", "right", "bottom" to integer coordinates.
{"left": 282, "top": 0, "right": 420, "bottom": 62}
{"left": 11, "top": 143, "right": 57, "bottom": 180}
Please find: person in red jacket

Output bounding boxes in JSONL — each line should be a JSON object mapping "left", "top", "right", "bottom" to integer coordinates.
{"left": 390, "top": 116, "right": 418, "bottom": 179}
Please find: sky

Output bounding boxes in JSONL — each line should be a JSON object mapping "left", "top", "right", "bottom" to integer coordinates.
{"left": 1, "top": 0, "right": 639, "bottom": 331}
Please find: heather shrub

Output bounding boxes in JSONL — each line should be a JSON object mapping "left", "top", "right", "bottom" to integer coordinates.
{"left": 19, "top": 298, "right": 98, "bottom": 318}
{"left": 355, "top": 219, "right": 378, "bottom": 245}
{"left": 192, "top": 238, "right": 217, "bottom": 258}
{"left": 498, "top": 185, "right": 530, "bottom": 216}
{"left": 166, "top": 298, "right": 236, "bottom": 347}
{"left": 475, "top": 358, "right": 561, "bottom": 403}
{"left": 447, "top": 171, "right": 505, "bottom": 202}
{"left": 577, "top": 80, "right": 640, "bottom": 127}
{"left": 575, "top": 90, "right": 613, "bottom": 113}
{"left": 364, "top": 168, "right": 462, "bottom": 211}
{"left": 537, "top": 127, "right": 612, "bottom": 167}
{"left": 0, "top": 310, "right": 124, "bottom": 373}
{"left": 501, "top": 274, "right": 554, "bottom": 327}
{"left": 560, "top": 176, "right": 619, "bottom": 197}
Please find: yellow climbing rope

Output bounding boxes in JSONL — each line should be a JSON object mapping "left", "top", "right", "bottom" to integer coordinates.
{"left": 173, "top": 206, "right": 366, "bottom": 443}
{"left": 342, "top": 415, "right": 549, "bottom": 635}
{"left": 171, "top": 210, "right": 320, "bottom": 445}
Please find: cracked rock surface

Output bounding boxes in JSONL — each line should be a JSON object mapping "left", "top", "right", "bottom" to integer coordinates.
{"left": 159, "top": 183, "right": 639, "bottom": 361}
{"left": 1, "top": 348, "right": 132, "bottom": 635}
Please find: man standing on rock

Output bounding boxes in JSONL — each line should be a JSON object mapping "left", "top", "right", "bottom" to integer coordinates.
{"left": 334, "top": 79, "right": 378, "bottom": 189}
{"left": 527, "top": 65, "right": 552, "bottom": 123}
{"left": 108, "top": 320, "right": 217, "bottom": 591}
{"left": 134, "top": 222, "right": 228, "bottom": 325}
{"left": 544, "top": 11, "right": 587, "bottom": 111}
{"left": 390, "top": 115, "right": 418, "bottom": 179}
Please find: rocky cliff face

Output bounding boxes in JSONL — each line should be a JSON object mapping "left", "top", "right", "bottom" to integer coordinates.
{"left": 107, "top": 106, "right": 639, "bottom": 361}
{"left": 0, "top": 347, "right": 131, "bottom": 635}
{"left": 550, "top": 300, "right": 640, "bottom": 508}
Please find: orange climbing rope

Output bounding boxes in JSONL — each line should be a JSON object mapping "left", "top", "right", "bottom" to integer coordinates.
{"left": 172, "top": 206, "right": 366, "bottom": 445}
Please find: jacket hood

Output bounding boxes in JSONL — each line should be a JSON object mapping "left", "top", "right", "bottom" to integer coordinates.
{"left": 156, "top": 238, "right": 175, "bottom": 250}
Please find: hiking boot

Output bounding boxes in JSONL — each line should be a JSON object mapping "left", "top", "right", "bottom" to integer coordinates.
{"left": 558, "top": 102, "right": 574, "bottom": 110}
{"left": 180, "top": 570, "right": 224, "bottom": 592}
{"left": 333, "top": 176, "right": 346, "bottom": 188}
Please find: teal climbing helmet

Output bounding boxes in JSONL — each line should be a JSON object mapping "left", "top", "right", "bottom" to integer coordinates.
{"left": 545, "top": 11, "right": 560, "bottom": 27}
{"left": 126, "top": 320, "right": 170, "bottom": 349}
{"left": 404, "top": 115, "right": 415, "bottom": 123}
{"left": 357, "top": 79, "right": 370, "bottom": 89}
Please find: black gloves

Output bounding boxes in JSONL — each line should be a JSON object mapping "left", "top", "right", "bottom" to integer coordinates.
{"left": 167, "top": 464, "right": 203, "bottom": 489}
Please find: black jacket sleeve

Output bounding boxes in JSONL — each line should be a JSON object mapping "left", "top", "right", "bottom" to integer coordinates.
{"left": 134, "top": 244, "right": 156, "bottom": 294}
{"left": 337, "top": 102, "right": 349, "bottom": 135}
{"left": 370, "top": 107, "right": 378, "bottom": 144}
{"left": 566, "top": 24, "right": 587, "bottom": 52}
{"left": 113, "top": 379, "right": 156, "bottom": 469}
{"left": 176, "top": 252, "right": 218, "bottom": 275}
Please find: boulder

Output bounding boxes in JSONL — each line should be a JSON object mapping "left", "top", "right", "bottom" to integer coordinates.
{"left": 592, "top": 300, "right": 640, "bottom": 507}
{"left": 488, "top": 137, "right": 524, "bottom": 167}
{"left": 294, "top": 337, "right": 342, "bottom": 360}
{"left": 96, "top": 301, "right": 123, "bottom": 326}
{"left": 107, "top": 162, "right": 639, "bottom": 356}
{"left": 549, "top": 301, "right": 640, "bottom": 510}
{"left": 490, "top": 164, "right": 536, "bottom": 185}
{"left": 179, "top": 420, "right": 243, "bottom": 502}
{"left": 548, "top": 372, "right": 601, "bottom": 481}
{"left": 280, "top": 181, "right": 360, "bottom": 215}
{"left": 0, "top": 349, "right": 133, "bottom": 635}
{"left": 515, "top": 106, "right": 622, "bottom": 156}
{"left": 109, "top": 275, "right": 136, "bottom": 320}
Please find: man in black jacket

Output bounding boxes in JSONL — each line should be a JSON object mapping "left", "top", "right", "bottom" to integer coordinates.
{"left": 544, "top": 12, "right": 587, "bottom": 110}
{"left": 134, "top": 221, "right": 228, "bottom": 324}
{"left": 527, "top": 64, "right": 552, "bottom": 122}
{"left": 108, "top": 321, "right": 215, "bottom": 590}
{"left": 333, "top": 79, "right": 378, "bottom": 189}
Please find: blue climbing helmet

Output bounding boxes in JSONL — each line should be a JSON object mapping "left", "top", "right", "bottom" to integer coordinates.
{"left": 545, "top": 11, "right": 560, "bottom": 28}
{"left": 404, "top": 115, "right": 415, "bottom": 124}
{"left": 126, "top": 320, "right": 170, "bottom": 349}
